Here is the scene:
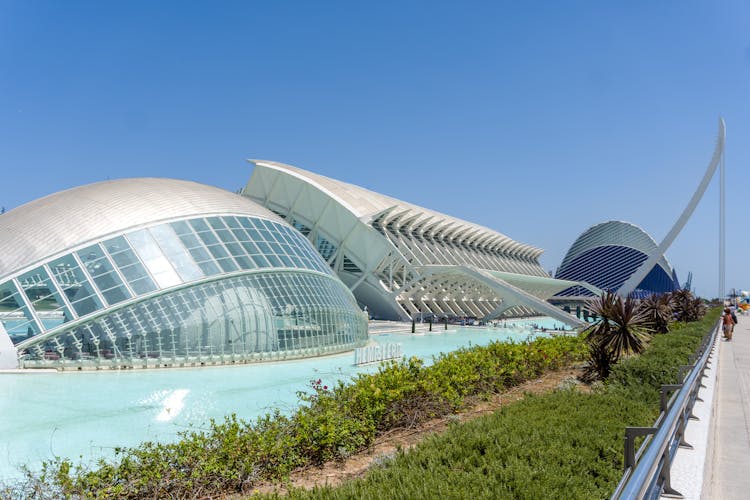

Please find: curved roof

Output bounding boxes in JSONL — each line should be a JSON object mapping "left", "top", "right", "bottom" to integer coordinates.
{"left": 558, "top": 220, "right": 673, "bottom": 274}
{"left": 0, "top": 177, "right": 282, "bottom": 280}
{"left": 248, "top": 159, "right": 543, "bottom": 259}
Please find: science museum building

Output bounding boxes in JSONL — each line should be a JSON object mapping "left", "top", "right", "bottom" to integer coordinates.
{"left": 242, "top": 160, "right": 585, "bottom": 327}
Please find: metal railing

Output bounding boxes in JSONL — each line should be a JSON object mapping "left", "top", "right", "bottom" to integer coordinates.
{"left": 610, "top": 320, "right": 719, "bottom": 500}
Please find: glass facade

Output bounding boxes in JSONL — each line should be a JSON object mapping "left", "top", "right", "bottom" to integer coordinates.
{"left": 0, "top": 214, "right": 366, "bottom": 369}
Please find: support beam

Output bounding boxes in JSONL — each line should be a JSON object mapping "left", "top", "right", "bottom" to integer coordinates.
{"left": 619, "top": 118, "right": 725, "bottom": 297}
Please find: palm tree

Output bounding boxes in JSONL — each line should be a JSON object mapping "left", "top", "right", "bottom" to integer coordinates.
{"left": 581, "top": 291, "right": 652, "bottom": 381}
{"left": 639, "top": 293, "right": 674, "bottom": 334}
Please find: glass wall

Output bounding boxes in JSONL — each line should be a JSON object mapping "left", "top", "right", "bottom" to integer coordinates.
{"left": 0, "top": 215, "right": 356, "bottom": 354}
{"left": 21, "top": 271, "right": 367, "bottom": 366}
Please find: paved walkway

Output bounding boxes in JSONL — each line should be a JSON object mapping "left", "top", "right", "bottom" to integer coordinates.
{"left": 702, "top": 312, "right": 750, "bottom": 499}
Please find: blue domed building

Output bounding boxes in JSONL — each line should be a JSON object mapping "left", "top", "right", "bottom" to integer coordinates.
{"left": 554, "top": 220, "right": 680, "bottom": 299}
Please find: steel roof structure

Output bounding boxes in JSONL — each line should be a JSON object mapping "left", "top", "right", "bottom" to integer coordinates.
{"left": 243, "top": 160, "right": 585, "bottom": 327}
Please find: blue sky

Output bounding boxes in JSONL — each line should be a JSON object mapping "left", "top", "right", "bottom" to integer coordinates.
{"left": 1, "top": 1, "right": 748, "bottom": 298}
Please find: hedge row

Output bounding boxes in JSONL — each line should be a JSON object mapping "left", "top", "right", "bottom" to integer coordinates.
{"left": 10, "top": 334, "right": 586, "bottom": 499}
{"left": 276, "top": 310, "right": 720, "bottom": 499}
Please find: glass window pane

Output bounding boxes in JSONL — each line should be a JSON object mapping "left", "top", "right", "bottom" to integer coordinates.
{"left": 232, "top": 254, "right": 255, "bottom": 270}
{"left": 223, "top": 240, "right": 245, "bottom": 258}
{"left": 177, "top": 232, "right": 203, "bottom": 250}
{"left": 76, "top": 244, "right": 132, "bottom": 306}
{"left": 0, "top": 280, "right": 39, "bottom": 343}
{"left": 115, "top": 260, "right": 149, "bottom": 284}
{"left": 265, "top": 254, "right": 283, "bottom": 267}
{"left": 190, "top": 219, "right": 219, "bottom": 245}
{"left": 50, "top": 262, "right": 100, "bottom": 316}
{"left": 238, "top": 217, "right": 254, "bottom": 229}
{"left": 103, "top": 236, "right": 158, "bottom": 293}
{"left": 185, "top": 244, "right": 212, "bottom": 264}
{"left": 206, "top": 217, "right": 226, "bottom": 231}
{"left": 255, "top": 241, "right": 272, "bottom": 255}
{"left": 251, "top": 254, "right": 271, "bottom": 268}
{"left": 246, "top": 227, "right": 262, "bottom": 241}
{"left": 278, "top": 254, "right": 294, "bottom": 267}
{"left": 261, "top": 219, "right": 278, "bottom": 232}
{"left": 197, "top": 261, "right": 222, "bottom": 275}
{"left": 170, "top": 220, "right": 193, "bottom": 236}
{"left": 28, "top": 262, "right": 94, "bottom": 319}
{"left": 259, "top": 228, "right": 274, "bottom": 242}
{"left": 188, "top": 218, "right": 211, "bottom": 233}
{"left": 206, "top": 242, "right": 230, "bottom": 260}
{"left": 229, "top": 227, "right": 248, "bottom": 243}
{"left": 269, "top": 242, "right": 284, "bottom": 256}
{"left": 127, "top": 229, "right": 182, "bottom": 289}
{"left": 241, "top": 240, "right": 260, "bottom": 255}
{"left": 215, "top": 258, "right": 239, "bottom": 273}
{"left": 0, "top": 281, "right": 22, "bottom": 311}
{"left": 17, "top": 267, "right": 60, "bottom": 311}
{"left": 223, "top": 216, "right": 242, "bottom": 229}
{"left": 102, "top": 236, "right": 131, "bottom": 256}
{"left": 149, "top": 224, "right": 203, "bottom": 282}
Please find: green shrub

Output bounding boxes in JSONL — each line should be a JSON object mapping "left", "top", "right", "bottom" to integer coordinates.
{"left": 271, "top": 309, "right": 720, "bottom": 500}
{"left": 19, "top": 332, "right": 586, "bottom": 498}
{"left": 283, "top": 391, "right": 654, "bottom": 500}
{"left": 608, "top": 310, "right": 719, "bottom": 403}
{"left": 18, "top": 310, "right": 716, "bottom": 499}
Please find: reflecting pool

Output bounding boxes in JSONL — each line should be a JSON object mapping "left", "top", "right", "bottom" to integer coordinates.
{"left": 0, "top": 317, "right": 568, "bottom": 480}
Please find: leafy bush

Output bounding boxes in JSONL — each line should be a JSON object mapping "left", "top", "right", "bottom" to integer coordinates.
{"left": 10, "top": 333, "right": 586, "bottom": 498}
{"left": 274, "top": 309, "right": 720, "bottom": 500}
{"left": 285, "top": 391, "right": 654, "bottom": 500}
{"left": 607, "top": 310, "right": 719, "bottom": 404}
{"left": 9, "top": 309, "right": 715, "bottom": 499}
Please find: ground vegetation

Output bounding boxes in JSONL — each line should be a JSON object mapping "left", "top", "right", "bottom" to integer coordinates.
{"left": 1, "top": 293, "right": 716, "bottom": 499}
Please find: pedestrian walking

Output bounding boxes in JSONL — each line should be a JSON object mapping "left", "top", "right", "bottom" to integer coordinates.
{"left": 722, "top": 307, "right": 736, "bottom": 341}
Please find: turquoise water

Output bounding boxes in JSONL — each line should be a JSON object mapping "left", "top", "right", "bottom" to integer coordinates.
{"left": 0, "top": 318, "right": 567, "bottom": 480}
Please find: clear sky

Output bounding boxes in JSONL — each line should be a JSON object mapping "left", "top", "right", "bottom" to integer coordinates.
{"left": 1, "top": 1, "right": 748, "bottom": 298}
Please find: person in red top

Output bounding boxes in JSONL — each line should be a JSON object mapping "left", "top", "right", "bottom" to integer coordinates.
{"left": 722, "top": 307, "right": 736, "bottom": 341}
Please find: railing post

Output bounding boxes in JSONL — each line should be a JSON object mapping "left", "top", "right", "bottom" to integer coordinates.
{"left": 677, "top": 406, "right": 693, "bottom": 450}
{"left": 659, "top": 446, "right": 684, "bottom": 499}
{"left": 660, "top": 384, "right": 682, "bottom": 413}
{"left": 624, "top": 427, "right": 657, "bottom": 470}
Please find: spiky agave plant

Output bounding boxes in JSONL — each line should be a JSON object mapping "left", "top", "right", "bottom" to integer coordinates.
{"left": 581, "top": 291, "right": 652, "bottom": 381}
{"left": 690, "top": 297, "right": 707, "bottom": 320}
{"left": 672, "top": 288, "right": 693, "bottom": 321}
{"left": 639, "top": 293, "right": 674, "bottom": 334}
{"left": 672, "top": 288, "right": 706, "bottom": 322}
{"left": 580, "top": 335, "right": 617, "bottom": 383}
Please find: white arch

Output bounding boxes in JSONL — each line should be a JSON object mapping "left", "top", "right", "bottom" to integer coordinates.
{"left": 618, "top": 118, "right": 726, "bottom": 297}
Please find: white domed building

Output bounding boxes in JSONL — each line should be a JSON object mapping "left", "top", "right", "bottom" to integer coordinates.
{"left": 0, "top": 178, "right": 367, "bottom": 370}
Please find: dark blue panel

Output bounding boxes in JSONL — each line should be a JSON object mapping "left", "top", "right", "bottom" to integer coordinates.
{"left": 555, "top": 245, "right": 679, "bottom": 296}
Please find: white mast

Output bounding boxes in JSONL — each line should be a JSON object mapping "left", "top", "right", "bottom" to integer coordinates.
{"left": 719, "top": 130, "right": 726, "bottom": 299}
{"left": 618, "top": 118, "right": 726, "bottom": 298}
